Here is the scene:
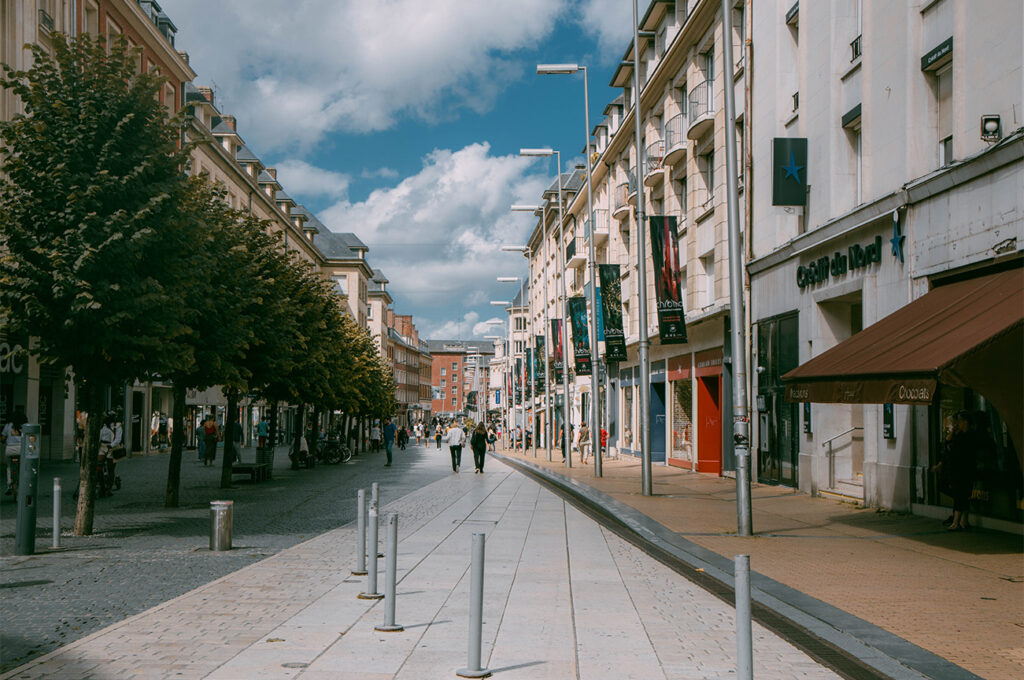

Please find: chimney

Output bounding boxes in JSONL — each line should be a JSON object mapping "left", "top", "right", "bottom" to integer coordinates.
{"left": 222, "top": 115, "right": 236, "bottom": 131}
{"left": 177, "top": 50, "right": 189, "bottom": 64}
{"left": 197, "top": 86, "right": 213, "bottom": 104}
{"left": 265, "top": 166, "right": 276, "bottom": 179}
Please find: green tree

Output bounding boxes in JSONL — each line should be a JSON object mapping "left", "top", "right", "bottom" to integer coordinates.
{"left": 0, "top": 35, "right": 193, "bottom": 534}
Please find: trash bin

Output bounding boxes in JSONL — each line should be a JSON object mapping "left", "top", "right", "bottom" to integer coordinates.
{"left": 210, "top": 500, "right": 233, "bottom": 551}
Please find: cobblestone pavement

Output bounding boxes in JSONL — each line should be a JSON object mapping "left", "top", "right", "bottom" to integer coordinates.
{"left": 0, "top": 459, "right": 841, "bottom": 680}
{"left": 0, "top": 441, "right": 448, "bottom": 670}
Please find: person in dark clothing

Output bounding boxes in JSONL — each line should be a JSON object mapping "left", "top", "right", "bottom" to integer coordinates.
{"left": 397, "top": 425, "right": 408, "bottom": 450}
{"left": 935, "top": 410, "right": 975, "bottom": 531}
{"left": 470, "top": 423, "right": 488, "bottom": 474}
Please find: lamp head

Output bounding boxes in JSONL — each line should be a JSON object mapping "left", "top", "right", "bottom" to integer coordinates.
{"left": 496, "top": 277, "right": 520, "bottom": 282}
{"left": 500, "top": 245, "right": 529, "bottom": 252}
{"left": 520, "top": 148, "right": 554, "bottom": 157}
{"left": 537, "top": 63, "right": 580, "bottom": 74}
{"left": 490, "top": 301, "right": 511, "bottom": 306}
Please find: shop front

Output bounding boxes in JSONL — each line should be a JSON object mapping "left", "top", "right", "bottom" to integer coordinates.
{"left": 667, "top": 354, "right": 693, "bottom": 469}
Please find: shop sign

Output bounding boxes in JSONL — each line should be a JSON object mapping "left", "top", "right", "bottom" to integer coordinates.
{"left": 797, "top": 235, "right": 883, "bottom": 289}
{"left": 0, "top": 342, "right": 25, "bottom": 374}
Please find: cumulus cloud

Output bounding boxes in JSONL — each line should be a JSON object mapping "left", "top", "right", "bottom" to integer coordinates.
{"left": 361, "top": 167, "right": 400, "bottom": 180}
{"left": 164, "top": 0, "right": 568, "bottom": 152}
{"left": 577, "top": 0, "right": 635, "bottom": 60}
{"left": 423, "top": 311, "right": 480, "bottom": 340}
{"left": 312, "top": 142, "right": 549, "bottom": 337}
{"left": 274, "top": 159, "right": 351, "bottom": 200}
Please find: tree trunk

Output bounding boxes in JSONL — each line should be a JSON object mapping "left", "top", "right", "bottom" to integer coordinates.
{"left": 291, "top": 403, "right": 305, "bottom": 469}
{"left": 268, "top": 400, "right": 279, "bottom": 451}
{"left": 165, "top": 383, "right": 187, "bottom": 507}
{"left": 360, "top": 415, "right": 367, "bottom": 453}
{"left": 220, "top": 390, "right": 239, "bottom": 489}
{"left": 73, "top": 380, "right": 104, "bottom": 535}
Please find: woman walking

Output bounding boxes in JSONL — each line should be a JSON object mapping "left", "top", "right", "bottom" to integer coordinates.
{"left": 470, "top": 422, "right": 488, "bottom": 474}
{"left": 202, "top": 415, "right": 219, "bottom": 466}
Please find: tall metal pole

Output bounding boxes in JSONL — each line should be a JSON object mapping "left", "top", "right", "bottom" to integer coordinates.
{"left": 721, "top": 0, "right": 752, "bottom": 535}
{"left": 632, "top": 0, "right": 652, "bottom": 496}
{"left": 580, "top": 66, "right": 602, "bottom": 478}
{"left": 528, "top": 250, "right": 537, "bottom": 458}
{"left": 555, "top": 151, "right": 572, "bottom": 469}
{"left": 541, "top": 206, "right": 553, "bottom": 461}
{"left": 518, "top": 277, "right": 525, "bottom": 446}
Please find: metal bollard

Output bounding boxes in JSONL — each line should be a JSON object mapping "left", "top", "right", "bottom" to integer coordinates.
{"left": 52, "top": 478, "right": 61, "bottom": 549}
{"left": 209, "top": 501, "right": 233, "bottom": 551}
{"left": 371, "top": 482, "right": 383, "bottom": 557}
{"left": 735, "top": 554, "right": 753, "bottom": 680}
{"left": 352, "top": 488, "right": 367, "bottom": 576}
{"left": 374, "top": 513, "right": 404, "bottom": 632}
{"left": 457, "top": 532, "right": 490, "bottom": 678}
{"left": 358, "top": 498, "right": 383, "bottom": 599}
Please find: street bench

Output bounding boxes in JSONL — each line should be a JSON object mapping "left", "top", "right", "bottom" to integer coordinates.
{"left": 231, "top": 462, "right": 268, "bottom": 482}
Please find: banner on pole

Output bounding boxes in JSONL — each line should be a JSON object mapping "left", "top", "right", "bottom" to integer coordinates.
{"left": 568, "top": 296, "right": 591, "bottom": 373}
{"left": 514, "top": 357, "right": 522, "bottom": 405}
{"left": 550, "top": 318, "right": 564, "bottom": 382}
{"left": 649, "top": 215, "right": 688, "bottom": 344}
{"left": 534, "top": 335, "right": 546, "bottom": 390}
{"left": 598, "top": 264, "right": 628, "bottom": 361}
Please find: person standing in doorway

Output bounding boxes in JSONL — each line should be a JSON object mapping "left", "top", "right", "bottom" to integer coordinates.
{"left": 470, "top": 422, "right": 488, "bottom": 474}
{"left": 446, "top": 423, "right": 466, "bottom": 472}
{"left": 383, "top": 418, "right": 397, "bottom": 467}
{"left": 935, "top": 410, "right": 976, "bottom": 531}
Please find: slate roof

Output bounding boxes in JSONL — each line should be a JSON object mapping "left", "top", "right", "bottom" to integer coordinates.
{"left": 338, "top": 232, "right": 368, "bottom": 251}
{"left": 235, "top": 145, "right": 259, "bottom": 162}
{"left": 257, "top": 169, "right": 279, "bottom": 185}
{"left": 314, "top": 230, "right": 361, "bottom": 261}
{"left": 183, "top": 82, "right": 207, "bottom": 103}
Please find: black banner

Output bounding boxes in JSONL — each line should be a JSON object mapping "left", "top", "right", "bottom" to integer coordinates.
{"left": 649, "top": 216, "right": 687, "bottom": 344}
{"left": 515, "top": 357, "right": 522, "bottom": 404}
{"left": 772, "top": 137, "right": 807, "bottom": 206}
{"left": 598, "top": 264, "right": 627, "bottom": 361}
{"left": 534, "top": 335, "right": 546, "bottom": 390}
{"left": 568, "top": 296, "right": 591, "bottom": 373}
{"left": 551, "top": 318, "right": 564, "bottom": 382}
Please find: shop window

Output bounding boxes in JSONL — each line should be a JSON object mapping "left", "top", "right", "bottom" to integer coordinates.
{"left": 671, "top": 379, "right": 694, "bottom": 465}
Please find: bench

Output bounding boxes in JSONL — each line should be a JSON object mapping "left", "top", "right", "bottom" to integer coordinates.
{"left": 231, "top": 462, "right": 268, "bottom": 482}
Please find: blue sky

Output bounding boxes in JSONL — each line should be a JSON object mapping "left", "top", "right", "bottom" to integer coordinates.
{"left": 163, "top": 0, "right": 635, "bottom": 339}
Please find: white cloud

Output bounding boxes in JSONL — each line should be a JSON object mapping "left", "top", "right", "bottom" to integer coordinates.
{"left": 274, "top": 159, "right": 351, "bottom": 200}
{"left": 424, "top": 311, "right": 480, "bottom": 340}
{"left": 577, "top": 0, "right": 635, "bottom": 60}
{"left": 473, "top": 317, "right": 506, "bottom": 336}
{"left": 311, "top": 142, "right": 549, "bottom": 337}
{"left": 164, "top": 0, "right": 568, "bottom": 152}
{"left": 361, "top": 167, "right": 400, "bottom": 180}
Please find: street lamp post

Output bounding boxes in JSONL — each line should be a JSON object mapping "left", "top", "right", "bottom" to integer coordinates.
{"left": 486, "top": 312, "right": 510, "bottom": 448}
{"left": 537, "top": 63, "right": 602, "bottom": 477}
{"left": 521, "top": 148, "right": 571, "bottom": 468}
{"left": 497, "top": 276, "right": 526, "bottom": 451}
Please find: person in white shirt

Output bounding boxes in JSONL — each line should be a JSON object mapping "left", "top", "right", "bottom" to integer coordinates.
{"left": 445, "top": 424, "right": 466, "bottom": 473}
{"left": 370, "top": 422, "right": 382, "bottom": 452}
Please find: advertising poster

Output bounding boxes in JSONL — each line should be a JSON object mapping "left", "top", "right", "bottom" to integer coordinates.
{"left": 568, "top": 296, "right": 591, "bottom": 373}
{"left": 649, "top": 215, "right": 688, "bottom": 344}
{"left": 551, "top": 318, "right": 564, "bottom": 382}
{"left": 515, "top": 357, "right": 522, "bottom": 404}
{"left": 598, "top": 264, "right": 628, "bottom": 361}
{"left": 534, "top": 335, "right": 546, "bottom": 390}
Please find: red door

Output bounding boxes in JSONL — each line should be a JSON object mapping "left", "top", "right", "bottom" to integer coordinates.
{"left": 697, "top": 376, "right": 722, "bottom": 474}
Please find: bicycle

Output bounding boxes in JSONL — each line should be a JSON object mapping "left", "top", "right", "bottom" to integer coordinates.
{"left": 316, "top": 436, "right": 351, "bottom": 465}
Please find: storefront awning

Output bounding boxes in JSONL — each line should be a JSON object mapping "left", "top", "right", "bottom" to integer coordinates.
{"left": 783, "top": 268, "right": 1023, "bottom": 411}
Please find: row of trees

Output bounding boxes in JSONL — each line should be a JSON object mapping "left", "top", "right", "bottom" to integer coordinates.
{"left": 0, "top": 34, "right": 394, "bottom": 535}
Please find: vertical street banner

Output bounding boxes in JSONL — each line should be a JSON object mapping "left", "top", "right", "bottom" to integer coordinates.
{"left": 772, "top": 137, "right": 808, "bottom": 206}
{"left": 568, "top": 296, "right": 592, "bottom": 373}
{"left": 649, "top": 215, "right": 688, "bottom": 344}
{"left": 598, "top": 264, "right": 628, "bottom": 361}
{"left": 525, "top": 347, "right": 533, "bottom": 397}
{"left": 514, "top": 357, "right": 522, "bottom": 405}
{"left": 550, "top": 318, "right": 564, "bottom": 382}
{"left": 534, "top": 335, "right": 546, "bottom": 390}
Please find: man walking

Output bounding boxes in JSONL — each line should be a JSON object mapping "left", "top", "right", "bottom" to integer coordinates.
{"left": 446, "top": 423, "right": 466, "bottom": 473}
{"left": 382, "top": 418, "right": 397, "bottom": 467}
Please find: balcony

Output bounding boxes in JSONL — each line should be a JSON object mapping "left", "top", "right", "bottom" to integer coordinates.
{"left": 627, "top": 169, "right": 638, "bottom": 205}
{"left": 664, "top": 113, "right": 688, "bottom": 165}
{"left": 644, "top": 140, "right": 664, "bottom": 187}
{"left": 687, "top": 79, "right": 714, "bottom": 140}
{"left": 586, "top": 208, "right": 610, "bottom": 247}
{"left": 565, "top": 236, "right": 586, "bottom": 268}
{"left": 612, "top": 170, "right": 637, "bottom": 219}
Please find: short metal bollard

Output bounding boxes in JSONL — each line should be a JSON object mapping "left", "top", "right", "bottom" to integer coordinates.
{"left": 52, "top": 477, "right": 61, "bottom": 549}
{"left": 209, "top": 501, "right": 233, "bottom": 551}
{"left": 371, "top": 482, "right": 383, "bottom": 557}
{"left": 374, "top": 513, "right": 403, "bottom": 632}
{"left": 358, "top": 497, "right": 383, "bottom": 599}
{"left": 735, "top": 554, "right": 753, "bottom": 680}
{"left": 457, "top": 532, "right": 490, "bottom": 678}
{"left": 352, "top": 488, "right": 367, "bottom": 576}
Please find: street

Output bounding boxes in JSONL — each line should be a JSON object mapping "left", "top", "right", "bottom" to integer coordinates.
{"left": 0, "top": 441, "right": 447, "bottom": 671}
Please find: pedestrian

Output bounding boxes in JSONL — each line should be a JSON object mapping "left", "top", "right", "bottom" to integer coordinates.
{"left": 435, "top": 424, "right": 443, "bottom": 449}
{"left": 233, "top": 419, "right": 243, "bottom": 449}
{"left": 397, "top": 425, "right": 408, "bottom": 450}
{"left": 256, "top": 417, "right": 269, "bottom": 450}
{"left": 202, "top": 415, "right": 219, "bottom": 466}
{"left": 446, "top": 423, "right": 466, "bottom": 472}
{"left": 486, "top": 426, "right": 497, "bottom": 452}
{"left": 370, "top": 421, "right": 381, "bottom": 452}
{"left": 470, "top": 422, "right": 488, "bottom": 474}
{"left": 578, "top": 423, "right": 591, "bottom": 464}
{"left": 97, "top": 413, "right": 117, "bottom": 497}
{"left": 934, "top": 410, "right": 976, "bottom": 531}
{"left": 600, "top": 426, "right": 610, "bottom": 459}
{"left": 383, "top": 418, "right": 397, "bottom": 467}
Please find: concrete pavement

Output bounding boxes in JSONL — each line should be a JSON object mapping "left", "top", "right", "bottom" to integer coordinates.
{"left": 1, "top": 453, "right": 843, "bottom": 680}
{"left": 495, "top": 445, "right": 1023, "bottom": 680}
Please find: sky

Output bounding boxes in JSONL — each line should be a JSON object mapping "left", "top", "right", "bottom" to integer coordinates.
{"left": 162, "top": 0, "right": 637, "bottom": 340}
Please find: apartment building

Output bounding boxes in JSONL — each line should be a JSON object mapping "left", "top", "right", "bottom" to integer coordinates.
{"left": 749, "top": 0, "right": 1022, "bottom": 527}
{"left": 428, "top": 341, "right": 493, "bottom": 420}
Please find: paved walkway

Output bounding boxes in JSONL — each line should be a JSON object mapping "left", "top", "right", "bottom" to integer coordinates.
{"left": 1, "top": 457, "right": 842, "bottom": 680}
{"left": 496, "top": 445, "right": 1023, "bottom": 680}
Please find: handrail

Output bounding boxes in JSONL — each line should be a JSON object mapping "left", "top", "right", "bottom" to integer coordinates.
{"left": 821, "top": 426, "right": 863, "bottom": 448}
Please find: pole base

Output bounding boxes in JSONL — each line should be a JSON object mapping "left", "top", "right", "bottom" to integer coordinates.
{"left": 357, "top": 592, "right": 384, "bottom": 600}
{"left": 373, "top": 624, "right": 404, "bottom": 632}
{"left": 456, "top": 669, "right": 491, "bottom": 678}
{"left": 351, "top": 570, "right": 368, "bottom": 576}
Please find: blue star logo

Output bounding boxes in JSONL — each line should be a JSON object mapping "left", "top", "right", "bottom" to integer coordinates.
{"left": 782, "top": 151, "right": 803, "bottom": 182}
{"left": 890, "top": 219, "right": 905, "bottom": 264}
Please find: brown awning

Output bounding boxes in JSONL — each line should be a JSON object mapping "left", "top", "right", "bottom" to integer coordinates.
{"left": 783, "top": 268, "right": 1023, "bottom": 410}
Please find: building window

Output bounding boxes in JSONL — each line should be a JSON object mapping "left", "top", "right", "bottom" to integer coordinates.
{"left": 333, "top": 276, "right": 348, "bottom": 296}
{"left": 699, "top": 150, "right": 715, "bottom": 206}
{"left": 936, "top": 64, "right": 953, "bottom": 166}
{"left": 440, "top": 379, "right": 446, "bottom": 387}
{"left": 700, "top": 253, "right": 715, "bottom": 308}
{"left": 452, "top": 362, "right": 458, "bottom": 370}
{"left": 451, "top": 397, "right": 456, "bottom": 407}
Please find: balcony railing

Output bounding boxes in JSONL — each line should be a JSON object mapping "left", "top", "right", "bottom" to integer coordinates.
{"left": 664, "top": 114, "right": 688, "bottom": 163}
{"left": 614, "top": 182, "right": 630, "bottom": 213}
{"left": 688, "top": 79, "right": 713, "bottom": 125}
{"left": 565, "top": 237, "right": 586, "bottom": 267}
{"left": 586, "top": 208, "right": 610, "bottom": 245}
{"left": 644, "top": 140, "right": 664, "bottom": 185}
{"left": 850, "top": 34, "right": 862, "bottom": 61}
